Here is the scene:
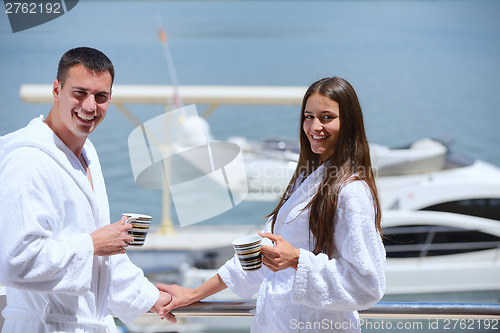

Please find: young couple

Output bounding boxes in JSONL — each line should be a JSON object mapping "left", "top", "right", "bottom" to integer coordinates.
{"left": 0, "top": 47, "right": 384, "bottom": 333}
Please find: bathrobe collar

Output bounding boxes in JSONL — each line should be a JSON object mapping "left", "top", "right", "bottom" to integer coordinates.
{"left": 0, "top": 116, "right": 104, "bottom": 231}
{"left": 276, "top": 163, "right": 325, "bottom": 229}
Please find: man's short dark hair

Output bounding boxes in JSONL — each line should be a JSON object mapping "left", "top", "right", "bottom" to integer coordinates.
{"left": 57, "top": 47, "right": 115, "bottom": 87}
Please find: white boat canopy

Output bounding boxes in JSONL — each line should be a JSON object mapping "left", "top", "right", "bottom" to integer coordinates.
{"left": 20, "top": 84, "right": 308, "bottom": 106}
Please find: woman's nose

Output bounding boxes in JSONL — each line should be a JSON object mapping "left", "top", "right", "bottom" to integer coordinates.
{"left": 312, "top": 118, "right": 323, "bottom": 131}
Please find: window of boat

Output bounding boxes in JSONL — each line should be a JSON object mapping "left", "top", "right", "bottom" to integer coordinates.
{"left": 383, "top": 225, "right": 500, "bottom": 258}
{"left": 421, "top": 198, "right": 500, "bottom": 221}
{"left": 383, "top": 225, "right": 432, "bottom": 258}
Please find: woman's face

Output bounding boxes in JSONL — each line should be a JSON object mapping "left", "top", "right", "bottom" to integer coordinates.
{"left": 303, "top": 93, "right": 341, "bottom": 163}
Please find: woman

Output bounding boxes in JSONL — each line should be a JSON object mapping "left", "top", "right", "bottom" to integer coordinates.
{"left": 158, "top": 77, "right": 386, "bottom": 332}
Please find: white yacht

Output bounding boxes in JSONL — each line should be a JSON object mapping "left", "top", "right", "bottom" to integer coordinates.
{"left": 378, "top": 152, "right": 500, "bottom": 216}
{"left": 382, "top": 210, "right": 500, "bottom": 298}
{"left": 376, "top": 147, "right": 500, "bottom": 301}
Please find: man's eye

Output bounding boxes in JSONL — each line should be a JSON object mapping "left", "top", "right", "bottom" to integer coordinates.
{"left": 95, "top": 94, "right": 108, "bottom": 103}
{"left": 74, "top": 90, "right": 86, "bottom": 97}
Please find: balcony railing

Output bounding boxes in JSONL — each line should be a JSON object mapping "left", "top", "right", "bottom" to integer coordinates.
{"left": 2, "top": 288, "right": 499, "bottom": 331}
{"left": 168, "top": 301, "right": 500, "bottom": 318}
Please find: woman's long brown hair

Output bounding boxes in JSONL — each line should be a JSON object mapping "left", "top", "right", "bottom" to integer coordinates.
{"left": 268, "top": 77, "right": 381, "bottom": 258}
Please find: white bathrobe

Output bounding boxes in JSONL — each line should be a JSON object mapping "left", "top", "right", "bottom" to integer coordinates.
{"left": 0, "top": 117, "right": 159, "bottom": 332}
{"left": 218, "top": 164, "right": 386, "bottom": 332}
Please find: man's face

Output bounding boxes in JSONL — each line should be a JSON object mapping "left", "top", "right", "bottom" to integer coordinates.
{"left": 52, "top": 64, "right": 112, "bottom": 142}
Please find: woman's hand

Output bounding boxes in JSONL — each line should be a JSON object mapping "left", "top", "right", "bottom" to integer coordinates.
{"left": 156, "top": 283, "right": 197, "bottom": 323}
{"left": 156, "top": 274, "right": 228, "bottom": 322}
{"left": 259, "top": 232, "right": 300, "bottom": 271}
{"left": 149, "top": 291, "right": 175, "bottom": 322}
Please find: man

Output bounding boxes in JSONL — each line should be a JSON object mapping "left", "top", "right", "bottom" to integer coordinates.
{"left": 0, "top": 47, "right": 171, "bottom": 332}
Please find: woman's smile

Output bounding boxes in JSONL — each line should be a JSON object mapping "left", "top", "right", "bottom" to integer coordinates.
{"left": 303, "top": 93, "right": 341, "bottom": 163}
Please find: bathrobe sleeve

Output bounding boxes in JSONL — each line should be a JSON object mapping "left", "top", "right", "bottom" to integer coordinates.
{"left": 107, "top": 254, "right": 159, "bottom": 322}
{"left": 0, "top": 148, "right": 95, "bottom": 295}
{"left": 217, "top": 222, "right": 271, "bottom": 299}
{"left": 292, "top": 181, "right": 386, "bottom": 311}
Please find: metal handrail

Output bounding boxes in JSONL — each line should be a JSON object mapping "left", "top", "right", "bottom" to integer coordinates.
{"left": 168, "top": 301, "right": 500, "bottom": 319}
{"left": 2, "top": 290, "right": 499, "bottom": 322}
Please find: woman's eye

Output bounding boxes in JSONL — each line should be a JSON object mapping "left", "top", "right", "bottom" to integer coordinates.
{"left": 324, "top": 114, "right": 338, "bottom": 121}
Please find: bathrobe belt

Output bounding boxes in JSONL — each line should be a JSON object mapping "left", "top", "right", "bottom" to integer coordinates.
{"left": 2, "top": 304, "right": 116, "bottom": 332}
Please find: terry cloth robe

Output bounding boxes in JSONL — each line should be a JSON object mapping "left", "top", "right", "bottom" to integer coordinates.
{"left": 218, "top": 164, "right": 386, "bottom": 333}
{"left": 0, "top": 117, "right": 159, "bottom": 332}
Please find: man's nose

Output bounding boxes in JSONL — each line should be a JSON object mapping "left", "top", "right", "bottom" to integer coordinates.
{"left": 82, "top": 94, "right": 97, "bottom": 111}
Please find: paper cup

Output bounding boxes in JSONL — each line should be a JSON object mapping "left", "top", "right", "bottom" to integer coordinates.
{"left": 232, "top": 235, "right": 262, "bottom": 271}
{"left": 122, "top": 213, "right": 152, "bottom": 246}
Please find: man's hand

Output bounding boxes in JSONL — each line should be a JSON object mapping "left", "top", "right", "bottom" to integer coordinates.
{"left": 154, "top": 274, "right": 228, "bottom": 322}
{"left": 90, "top": 217, "right": 134, "bottom": 256}
{"left": 259, "top": 232, "right": 300, "bottom": 271}
{"left": 150, "top": 291, "right": 175, "bottom": 322}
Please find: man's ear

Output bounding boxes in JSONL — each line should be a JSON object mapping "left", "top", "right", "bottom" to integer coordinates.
{"left": 52, "top": 79, "right": 61, "bottom": 101}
